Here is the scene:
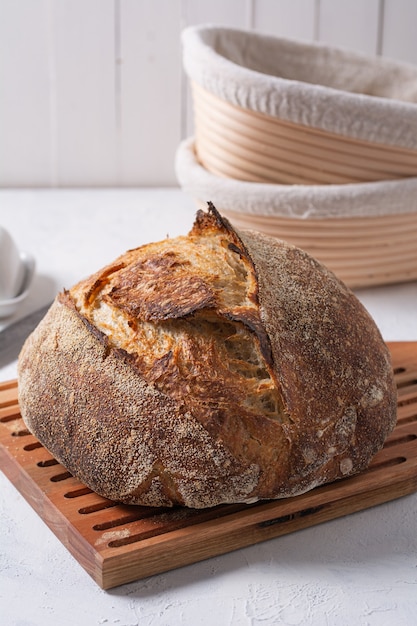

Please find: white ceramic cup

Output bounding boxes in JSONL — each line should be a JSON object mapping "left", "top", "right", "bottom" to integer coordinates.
{"left": 0, "top": 226, "right": 25, "bottom": 300}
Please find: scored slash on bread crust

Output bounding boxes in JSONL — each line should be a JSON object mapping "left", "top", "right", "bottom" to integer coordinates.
{"left": 17, "top": 204, "right": 397, "bottom": 508}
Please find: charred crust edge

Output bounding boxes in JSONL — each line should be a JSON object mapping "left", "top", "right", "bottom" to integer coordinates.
{"left": 194, "top": 203, "right": 253, "bottom": 264}
{"left": 192, "top": 202, "right": 273, "bottom": 368}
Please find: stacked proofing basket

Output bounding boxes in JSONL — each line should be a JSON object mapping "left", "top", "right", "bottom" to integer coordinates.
{"left": 175, "top": 25, "right": 417, "bottom": 288}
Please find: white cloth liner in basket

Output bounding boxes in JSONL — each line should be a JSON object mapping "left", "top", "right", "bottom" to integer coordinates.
{"left": 183, "top": 25, "right": 417, "bottom": 151}
{"left": 179, "top": 25, "right": 417, "bottom": 219}
{"left": 176, "top": 137, "right": 417, "bottom": 219}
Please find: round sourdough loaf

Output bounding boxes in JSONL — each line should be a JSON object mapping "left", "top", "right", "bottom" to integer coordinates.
{"left": 18, "top": 205, "right": 397, "bottom": 508}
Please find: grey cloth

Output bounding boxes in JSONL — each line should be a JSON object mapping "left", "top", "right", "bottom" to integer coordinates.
{"left": 182, "top": 25, "right": 417, "bottom": 150}
{"left": 179, "top": 26, "right": 417, "bottom": 219}
{"left": 176, "top": 138, "right": 417, "bottom": 218}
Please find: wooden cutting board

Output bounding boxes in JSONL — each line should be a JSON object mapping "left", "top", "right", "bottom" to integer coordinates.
{"left": 1, "top": 341, "right": 417, "bottom": 590}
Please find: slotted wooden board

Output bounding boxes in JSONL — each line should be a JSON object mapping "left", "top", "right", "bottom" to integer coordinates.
{"left": 1, "top": 342, "right": 417, "bottom": 589}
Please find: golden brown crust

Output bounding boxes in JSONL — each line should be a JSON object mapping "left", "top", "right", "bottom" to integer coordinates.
{"left": 18, "top": 296, "right": 260, "bottom": 508}
{"left": 17, "top": 204, "right": 397, "bottom": 508}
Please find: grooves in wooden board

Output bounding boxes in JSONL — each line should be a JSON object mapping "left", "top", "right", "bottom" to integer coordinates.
{"left": 0, "top": 341, "right": 417, "bottom": 589}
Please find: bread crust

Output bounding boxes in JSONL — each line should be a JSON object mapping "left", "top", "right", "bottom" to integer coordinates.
{"left": 237, "top": 226, "right": 397, "bottom": 496}
{"left": 18, "top": 205, "right": 397, "bottom": 508}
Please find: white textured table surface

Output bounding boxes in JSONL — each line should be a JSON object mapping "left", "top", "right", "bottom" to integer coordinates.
{"left": 1, "top": 189, "right": 417, "bottom": 626}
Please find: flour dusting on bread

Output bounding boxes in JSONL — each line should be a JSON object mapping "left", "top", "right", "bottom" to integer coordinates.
{"left": 17, "top": 204, "right": 397, "bottom": 508}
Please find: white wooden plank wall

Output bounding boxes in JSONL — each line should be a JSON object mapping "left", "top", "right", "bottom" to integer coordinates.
{"left": 1, "top": 0, "right": 416, "bottom": 188}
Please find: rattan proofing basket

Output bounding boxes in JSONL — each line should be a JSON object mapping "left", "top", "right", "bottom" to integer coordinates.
{"left": 176, "top": 138, "right": 417, "bottom": 289}
{"left": 178, "top": 26, "right": 417, "bottom": 288}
